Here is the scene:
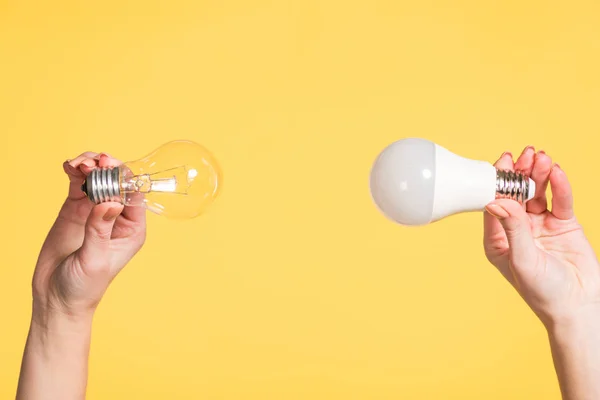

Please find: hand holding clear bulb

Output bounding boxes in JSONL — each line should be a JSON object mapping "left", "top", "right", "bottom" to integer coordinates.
{"left": 28, "top": 138, "right": 222, "bottom": 330}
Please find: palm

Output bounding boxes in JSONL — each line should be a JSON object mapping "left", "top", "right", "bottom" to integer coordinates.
{"left": 488, "top": 212, "right": 586, "bottom": 269}
{"left": 489, "top": 212, "right": 584, "bottom": 302}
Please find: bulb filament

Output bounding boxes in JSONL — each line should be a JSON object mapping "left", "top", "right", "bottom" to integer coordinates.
{"left": 123, "top": 166, "right": 192, "bottom": 196}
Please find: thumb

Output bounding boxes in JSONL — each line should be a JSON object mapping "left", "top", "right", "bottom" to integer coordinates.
{"left": 485, "top": 199, "right": 538, "bottom": 268}
{"left": 77, "top": 203, "right": 124, "bottom": 269}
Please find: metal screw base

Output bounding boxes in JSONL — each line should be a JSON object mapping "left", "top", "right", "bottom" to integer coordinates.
{"left": 81, "top": 167, "right": 122, "bottom": 204}
{"left": 495, "top": 169, "right": 530, "bottom": 203}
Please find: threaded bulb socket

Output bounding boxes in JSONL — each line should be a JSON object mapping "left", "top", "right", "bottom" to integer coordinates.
{"left": 495, "top": 169, "right": 532, "bottom": 203}
{"left": 81, "top": 167, "right": 122, "bottom": 204}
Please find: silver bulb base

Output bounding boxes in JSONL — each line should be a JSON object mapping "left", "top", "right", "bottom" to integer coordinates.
{"left": 495, "top": 169, "right": 531, "bottom": 203}
{"left": 81, "top": 167, "right": 122, "bottom": 204}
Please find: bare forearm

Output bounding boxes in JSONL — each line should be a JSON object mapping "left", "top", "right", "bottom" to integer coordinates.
{"left": 548, "top": 314, "right": 600, "bottom": 400}
{"left": 17, "top": 309, "right": 93, "bottom": 400}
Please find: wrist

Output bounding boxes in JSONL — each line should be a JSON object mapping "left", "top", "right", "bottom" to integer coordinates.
{"left": 25, "top": 311, "right": 93, "bottom": 376}
{"left": 545, "top": 307, "right": 600, "bottom": 343}
{"left": 544, "top": 307, "right": 600, "bottom": 400}
{"left": 18, "top": 300, "right": 94, "bottom": 400}
{"left": 29, "top": 303, "right": 94, "bottom": 347}
{"left": 32, "top": 289, "right": 97, "bottom": 328}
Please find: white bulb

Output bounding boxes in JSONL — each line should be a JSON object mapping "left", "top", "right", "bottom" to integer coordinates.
{"left": 369, "top": 138, "right": 536, "bottom": 226}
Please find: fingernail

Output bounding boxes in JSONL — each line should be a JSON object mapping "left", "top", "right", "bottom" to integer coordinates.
{"left": 485, "top": 203, "right": 509, "bottom": 219}
{"left": 553, "top": 163, "right": 561, "bottom": 171}
{"left": 502, "top": 151, "right": 512, "bottom": 158}
{"left": 103, "top": 207, "right": 121, "bottom": 221}
{"left": 537, "top": 150, "right": 545, "bottom": 155}
{"left": 523, "top": 146, "right": 535, "bottom": 154}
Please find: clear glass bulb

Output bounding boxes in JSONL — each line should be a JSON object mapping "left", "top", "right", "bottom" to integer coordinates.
{"left": 369, "top": 138, "right": 535, "bottom": 226}
{"left": 82, "top": 140, "right": 221, "bottom": 219}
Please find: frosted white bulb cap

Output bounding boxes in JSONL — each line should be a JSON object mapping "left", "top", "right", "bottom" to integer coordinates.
{"left": 369, "top": 138, "right": 535, "bottom": 226}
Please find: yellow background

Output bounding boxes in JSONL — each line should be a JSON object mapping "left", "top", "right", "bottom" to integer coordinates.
{"left": 1, "top": 1, "right": 599, "bottom": 399}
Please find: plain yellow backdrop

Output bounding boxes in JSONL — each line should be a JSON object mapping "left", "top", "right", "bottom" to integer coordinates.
{"left": 1, "top": 1, "right": 599, "bottom": 399}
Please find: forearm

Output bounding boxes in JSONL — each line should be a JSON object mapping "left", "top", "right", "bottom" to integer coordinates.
{"left": 547, "top": 314, "right": 600, "bottom": 400}
{"left": 16, "top": 308, "right": 94, "bottom": 400}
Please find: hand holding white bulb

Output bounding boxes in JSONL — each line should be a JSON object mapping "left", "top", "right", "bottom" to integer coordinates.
{"left": 372, "top": 141, "right": 600, "bottom": 398}
{"left": 369, "top": 138, "right": 536, "bottom": 225}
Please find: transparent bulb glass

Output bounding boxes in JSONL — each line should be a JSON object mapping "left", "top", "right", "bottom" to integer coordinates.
{"left": 83, "top": 140, "right": 222, "bottom": 219}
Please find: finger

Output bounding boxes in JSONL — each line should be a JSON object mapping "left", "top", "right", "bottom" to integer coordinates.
{"left": 526, "top": 151, "right": 553, "bottom": 214}
{"left": 121, "top": 193, "right": 147, "bottom": 224}
{"left": 64, "top": 157, "right": 98, "bottom": 199}
{"left": 514, "top": 146, "right": 535, "bottom": 178}
{"left": 77, "top": 202, "right": 124, "bottom": 272}
{"left": 80, "top": 153, "right": 121, "bottom": 174}
{"left": 63, "top": 161, "right": 85, "bottom": 183}
{"left": 68, "top": 152, "right": 98, "bottom": 168}
{"left": 493, "top": 151, "right": 515, "bottom": 173}
{"left": 485, "top": 199, "right": 539, "bottom": 273}
{"left": 78, "top": 160, "right": 97, "bottom": 176}
{"left": 97, "top": 153, "right": 121, "bottom": 168}
{"left": 93, "top": 152, "right": 113, "bottom": 161}
{"left": 483, "top": 152, "right": 515, "bottom": 280}
{"left": 65, "top": 152, "right": 99, "bottom": 178}
{"left": 63, "top": 153, "right": 96, "bottom": 180}
{"left": 64, "top": 153, "right": 118, "bottom": 199}
{"left": 514, "top": 146, "right": 536, "bottom": 210}
{"left": 549, "top": 164, "right": 574, "bottom": 220}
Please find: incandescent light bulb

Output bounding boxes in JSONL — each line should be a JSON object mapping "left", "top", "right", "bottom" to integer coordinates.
{"left": 369, "top": 138, "right": 535, "bottom": 226}
{"left": 82, "top": 140, "right": 221, "bottom": 220}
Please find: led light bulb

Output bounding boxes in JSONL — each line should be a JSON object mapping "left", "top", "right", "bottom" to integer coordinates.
{"left": 369, "top": 138, "right": 535, "bottom": 226}
{"left": 82, "top": 140, "right": 221, "bottom": 219}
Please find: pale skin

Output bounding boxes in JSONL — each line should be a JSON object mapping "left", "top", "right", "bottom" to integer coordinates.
{"left": 484, "top": 147, "right": 600, "bottom": 400}
{"left": 16, "top": 147, "right": 600, "bottom": 399}
{"left": 16, "top": 153, "right": 146, "bottom": 400}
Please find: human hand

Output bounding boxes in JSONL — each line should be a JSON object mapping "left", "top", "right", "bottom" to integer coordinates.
{"left": 483, "top": 147, "right": 600, "bottom": 328}
{"left": 32, "top": 152, "right": 146, "bottom": 321}
{"left": 17, "top": 153, "right": 146, "bottom": 400}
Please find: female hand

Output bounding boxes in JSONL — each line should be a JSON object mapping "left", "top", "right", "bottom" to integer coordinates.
{"left": 18, "top": 152, "right": 147, "bottom": 400}
{"left": 483, "top": 147, "right": 600, "bottom": 400}
{"left": 33, "top": 152, "right": 146, "bottom": 320}
{"left": 483, "top": 147, "right": 599, "bottom": 326}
